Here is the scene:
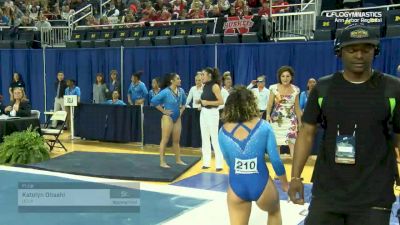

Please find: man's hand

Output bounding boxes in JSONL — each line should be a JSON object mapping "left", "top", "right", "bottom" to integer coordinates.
{"left": 288, "top": 179, "right": 305, "bottom": 205}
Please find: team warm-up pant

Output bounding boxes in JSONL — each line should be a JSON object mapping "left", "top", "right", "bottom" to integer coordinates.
{"left": 200, "top": 107, "right": 223, "bottom": 169}
{"left": 52, "top": 97, "right": 65, "bottom": 127}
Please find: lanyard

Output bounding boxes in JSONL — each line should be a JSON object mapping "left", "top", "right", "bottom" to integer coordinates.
{"left": 337, "top": 124, "right": 357, "bottom": 136}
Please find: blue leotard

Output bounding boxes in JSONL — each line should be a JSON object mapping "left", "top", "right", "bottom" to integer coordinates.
{"left": 151, "top": 87, "right": 186, "bottom": 122}
{"left": 218, "top": 120, "right": 286, "bottom": 201}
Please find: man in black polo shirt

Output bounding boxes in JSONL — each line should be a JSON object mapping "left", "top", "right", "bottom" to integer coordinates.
{"left": 288, "top": 24, "right": 400, "bottom": 224}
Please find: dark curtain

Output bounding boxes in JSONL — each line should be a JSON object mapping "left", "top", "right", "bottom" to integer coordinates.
{"left": 44, "top": 48, "right": 121, "bottom": 110}
{"left": 0, "top": 49, "right": 44, "bottom": 120}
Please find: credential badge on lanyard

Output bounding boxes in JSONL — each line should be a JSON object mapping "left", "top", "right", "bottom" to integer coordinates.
{"left": 335, "top": 124, "right": 357, "bottom": 164}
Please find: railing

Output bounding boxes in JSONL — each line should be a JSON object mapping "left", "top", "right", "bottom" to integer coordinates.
{"left": 321, "top": 3, "right": 400, "bottom": 16}
{"left": 0, "top": 26, "right": 38, "bottom": 31}
{"left": 75, "top": 17, "right": 219, "bottom": 34}
{"left": 270, "top": 11, "right": 315, "bottom": 41}
{"left": 270, "top": 0, "right": 317, "bottom": 14}
{"left": 40, "top": 26, "right": 71, "bottom": 47}
{"left": 100, "top": 0, "right": 112, "bottom": 16}
{"left": 68, "top": 4, "right": 93, "bottom": 28}
{"left": 300, "top": 0, "right": 317, "bottom": 12}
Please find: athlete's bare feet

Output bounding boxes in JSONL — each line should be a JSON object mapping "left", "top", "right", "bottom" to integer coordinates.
{"left": 176, "top": 160, "right": 187, "bottom": 165}
{"left": 160, "top": 162, "right": 171, "bottom": 168}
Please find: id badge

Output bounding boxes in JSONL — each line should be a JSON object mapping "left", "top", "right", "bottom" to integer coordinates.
{"left": 234, "top": 158, "right": 258, "bottom": 174}
{"left": 335, "top": 135, "right": 356, "bottom": 164}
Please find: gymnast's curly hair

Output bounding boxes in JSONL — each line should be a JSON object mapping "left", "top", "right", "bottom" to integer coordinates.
{"left": 221, "top": 85, "right": 260, "bottom": 123}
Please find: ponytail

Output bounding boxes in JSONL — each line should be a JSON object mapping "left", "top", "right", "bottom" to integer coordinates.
{"left": 161, "top": 73, "right": 177, "bottom": 89}
{"left": 204, "top": 67, "right": 220, "bottom": 84}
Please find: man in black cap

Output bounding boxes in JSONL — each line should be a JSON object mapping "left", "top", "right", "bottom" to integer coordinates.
{"left": 288, "top": 24, "right": 400, "bottom": 224}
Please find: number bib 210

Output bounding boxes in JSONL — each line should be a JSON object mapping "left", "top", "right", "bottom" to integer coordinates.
{"left": 234, "top": 158, "right": 258, "bottom": 174}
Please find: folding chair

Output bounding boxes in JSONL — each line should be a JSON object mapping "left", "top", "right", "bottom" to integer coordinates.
{"left": 30, "top": 110, "right": 40, "bottom": 119}
{"left": 41, "top": 111, "right": 68, "bottom": 152}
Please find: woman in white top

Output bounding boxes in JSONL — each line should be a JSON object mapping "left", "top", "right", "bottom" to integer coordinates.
{"left": 247, "top": 75, "right": 270, "bottom": 118}
{"left": 219, "top": 72, "right": 232, "bottom": 110}
{"left": 266, "top": 66, "right": 302, "bottom": 157}
{"left": 185, "top": 72, "right": 203, "bottom": 109}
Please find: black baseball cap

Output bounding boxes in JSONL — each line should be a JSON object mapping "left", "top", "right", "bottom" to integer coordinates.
{"left": 335, "top": 24, "right": 379, "bottom": 49}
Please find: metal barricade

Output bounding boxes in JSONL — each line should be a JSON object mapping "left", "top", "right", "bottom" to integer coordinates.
{"left": 40, "top": 26, "right": 71, "bottom": 47}
{"left": 271, "top": 11, "right": 315, "bottom": 41}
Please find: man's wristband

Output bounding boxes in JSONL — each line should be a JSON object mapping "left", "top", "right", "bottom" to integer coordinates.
{"left": 291, "top": 177, "right": 303, "bottom": 181}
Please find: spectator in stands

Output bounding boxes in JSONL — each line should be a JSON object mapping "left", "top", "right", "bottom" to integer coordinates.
{"left": 178, "top": 9, "right": 188, "bottom": 19}
{"left": 171, "top": 0, "right": 187, "bottom": 18}
{"left": 61, "top": 5, "right": 74, "bottom": 20}
{"left": 93, "top": 73, "right": 109, "bottom": 104}
{"left": 28, "top": 4, "right": 40, "bottom": 21}
{"left": 227, "top": 6, "right": 236, "bottom": 16}
{"left": 266, "top": 66, "right": 302, "bottom": 157}
{"left": 217, "top": 0, "right": 231, "bottom": 14}
{"left": 343, "top": 0, "right": 362, "bottom": 9}
{"left": 188, "top": 2, "right": 205, "bottom": 19}
{"left": 200, "top": 67, "right": 224, "bottom": 171}
{"left": 52, "top": 71, "right": 67, "bottom": 127}
{"left": 35, "top": 13, "right": 52, "bottom": 31}
{"left": 4, "top": 87, "right": 31, "bottom": 117}
{"left": 109, "top": 70, "right": 121, "bottom": 96}
{"left": 115, "top": 0, "right": 126, "bottom": 15}
{"left": 0, "top": 8, "right": 10, "bottom": 25}
{"left": 106, "top": 91, "right": 126, "bottom": 105}
{"left": 20, "top": 15, "right": 34, "bottom": 26}
{"left": 258, "top": 1, "right": 271, "bottom": 17}
{"left": 190, "top": 0, "right": 203, "bottom": 9}
{"left": 142, "top": 1, "right": 155, "bottom": 15}
{"left": 128, "top": 71, "right": 148, "bottom": 105}
{"left": 299, "top": 77, "right": 316, "bottom": 111}
{"left": 149, "top": 77, "right": 161, "bottom": 104}
{"left": 140, "top": 12, "right": 152, "bottom": 22}
{"left": 86, "top": 15, "right": 99, "bottom": 26}
{"left": 158, "top": 9, "right": 172, "bottom": 23}
{"left": 209, "top": 5, "right": 222, "bottom": 17}
{"left": 247, "top": 75, "right": 270, "bottom": 118}
{"left": 234, "top": 0, "right": 246, "bottom": 16}
{"left": 151, "top": 73, "right": 187, "bottom": 168}
{"left": 9, "top": 72, "right": 25, "bottom": 101}
{"left": 99, "top": 16, "right": 111, "bottom": 28}
{"left": 203, "top": 0, "right": 213, "bottom": 17}
{"left": 104, "top": 3, "right": 120, "bottom": 17}
{"left": 154, "top": 0, "right": 165, "bottom": 11}
{"left": 4, "top": 0, "right": 14, "bottom": 8}
{"left": 243, "top": 6, "right": 252, "bottom": 15}
{"left": 186, "top": 72, "right": 203, "bottom": 109}
{"left": 128, "top": 0, "right": 139, "bottom": 14}
{"left": 124, "top": 12, "right": 137, "bottom": 26}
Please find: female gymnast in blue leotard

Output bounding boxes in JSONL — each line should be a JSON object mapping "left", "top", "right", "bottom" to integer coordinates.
{"left": 218, "top": 86, "right": 289, "bottom": 225}
{"left": 151, "top": 73, "right": 187, "bottom": 168}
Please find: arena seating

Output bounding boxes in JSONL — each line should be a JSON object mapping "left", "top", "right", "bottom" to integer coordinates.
{"left": 65, "top": 16, "right": 264, "bottom": 48}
